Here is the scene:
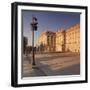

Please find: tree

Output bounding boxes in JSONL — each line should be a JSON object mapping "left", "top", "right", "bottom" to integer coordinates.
{"left": 23, "top": 37, "right": 28, "bottom": 54}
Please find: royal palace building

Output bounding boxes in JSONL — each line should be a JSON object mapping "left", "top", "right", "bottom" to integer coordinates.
{"left": 38, "top": 23, "right": 80, "bottom": 53}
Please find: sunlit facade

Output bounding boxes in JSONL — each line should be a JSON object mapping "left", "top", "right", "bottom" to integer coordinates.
{"left": 65, "top": 24, "right": 80, "bottom": 52}
{"left": 38, "top": 31, "right": 56, "bottom": 52}
{"left": 56, "top": 29, "right": 66, "bottom": 52}
{"left": 38, "top": 24, "right": 80, "bottom": 53}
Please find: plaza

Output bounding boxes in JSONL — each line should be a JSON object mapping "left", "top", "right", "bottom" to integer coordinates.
{"left": 22, "top": 52, "right": 80, "bottom": 77}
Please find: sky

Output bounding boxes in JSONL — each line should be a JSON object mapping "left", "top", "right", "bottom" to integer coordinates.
{"left": 22, "top": 10, "right": 80, "bottom": 46}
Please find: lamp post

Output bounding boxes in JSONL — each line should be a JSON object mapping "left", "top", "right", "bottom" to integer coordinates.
{"left": 31, "top": 16, "right": 38, "bottom": 66}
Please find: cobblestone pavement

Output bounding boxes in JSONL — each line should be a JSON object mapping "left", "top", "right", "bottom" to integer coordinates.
{"left": 22, "top": 52, "right": 80, "bottom": 77}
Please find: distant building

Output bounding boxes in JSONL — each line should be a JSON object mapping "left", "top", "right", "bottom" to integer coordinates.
{"left": 38, "top": 23, "right": 80, "bottom": 53}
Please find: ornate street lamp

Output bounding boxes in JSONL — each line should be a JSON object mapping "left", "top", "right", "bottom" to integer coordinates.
{"left": 30, "top": 16, "right": 38, "bottom": 66}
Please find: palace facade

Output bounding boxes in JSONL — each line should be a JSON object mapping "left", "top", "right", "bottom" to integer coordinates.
{"left": 38, "top": 23, "right": 80, "bottom": 53}
{"left": 38, "top": 31, "right": 56, "bottom": 52}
